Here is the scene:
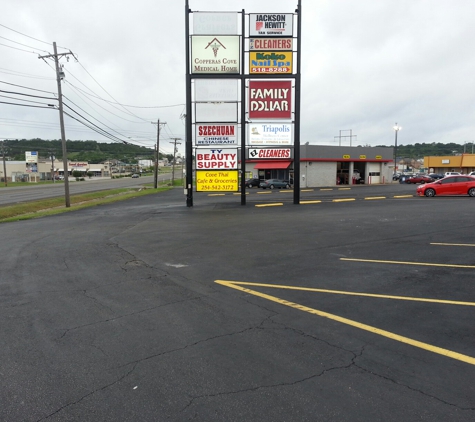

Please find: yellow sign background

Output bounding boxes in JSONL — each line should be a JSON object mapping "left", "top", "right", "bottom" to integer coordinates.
{"left": 249, "top": 51, "right": 293, "bottom": 74}
{"left": 196, "top": 170, "right": 239, "bottom": 192}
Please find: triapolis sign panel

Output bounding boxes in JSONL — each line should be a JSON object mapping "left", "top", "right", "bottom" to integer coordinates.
{"left": 191, "top": 36, "right": 240, "bottom": 74}
{"left": 249, "top": 14, "right": 293, "bottom": 37}
{"left": 248, "top": 123, "right": 292, "bottom": 145}
{"left": 249, "top": 80, "right": 292, "bottom": 119}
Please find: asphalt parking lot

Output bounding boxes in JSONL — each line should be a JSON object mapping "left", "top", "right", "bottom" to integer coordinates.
{"left": 1, "top": 184, "right": 474, "bottom": 421}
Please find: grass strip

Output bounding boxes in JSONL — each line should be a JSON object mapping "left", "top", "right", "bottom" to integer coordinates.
{"left": 0, "top": 187, "right": 170, "bottom": 223}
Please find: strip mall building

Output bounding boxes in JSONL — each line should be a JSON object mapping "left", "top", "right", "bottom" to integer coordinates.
{"left": 245, "top": 145, "right": 395, "bottom": 186}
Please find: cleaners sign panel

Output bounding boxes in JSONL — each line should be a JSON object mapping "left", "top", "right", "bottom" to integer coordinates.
{"left": 195, "top": 148, "right": 238, "bottom": 169}
{"left": 195, "top": 124, "right": 237, "bottom": 145}
{"left": 249, "top": 80, "right": 292, "bottom": 119}
{"left": 248, "top": 148, "right": 292, "bottom": 159}
{"left": 250, "top": 51, "right": 292, "bottom": 74}
{"left": 249, "top": 38, "right": 292, "bottom": 51}
{"left": 250, "top": 14, "right": 293, "bottom": 37}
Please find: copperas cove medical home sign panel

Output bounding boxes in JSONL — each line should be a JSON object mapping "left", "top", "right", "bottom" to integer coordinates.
{"left": 249, "top": 80, "right": 292, "bottom": 119}
{"left": 191, "top": 36, "right": 240, "bottom": 74}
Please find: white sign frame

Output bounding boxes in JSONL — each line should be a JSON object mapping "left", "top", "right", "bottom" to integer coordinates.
{"left": 195, "top": 124, "right": 238, "bottom": 146}
{"left": 191, "top": 36, "right": 240, "bottom": 74}
{"left": 249, "top": 14, "right": 293, "bottom": 37}
{"left": 248, "top": 123, "right": 292, "bottom": 145}
{"left": 195, "top": 148, "right": 238, "bottom": 170}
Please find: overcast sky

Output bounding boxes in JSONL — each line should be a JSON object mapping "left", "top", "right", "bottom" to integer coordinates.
{"left": 1, "top": 0, "right": 475, "bottom": 155}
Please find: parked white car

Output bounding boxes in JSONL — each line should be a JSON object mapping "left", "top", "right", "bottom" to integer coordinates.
{"left": 444, "top": 171, "right": 461, "bottom": 177}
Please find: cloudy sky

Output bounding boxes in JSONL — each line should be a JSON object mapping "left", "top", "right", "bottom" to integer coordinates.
{"left": 1, "top": 0, "right": 474, "bottom": 155}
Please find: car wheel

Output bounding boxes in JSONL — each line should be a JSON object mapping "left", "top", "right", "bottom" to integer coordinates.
{"left": 269, "top": 185, "right": 275, "bottom": 189}
{"left": 468, "top": 188, "right": 475, "bottom": 197}
{"left": 285, "top": 184, "right": 290, "bottom": 189}
{"left": 425, "top": 188, "right": 435, "bottom": 197}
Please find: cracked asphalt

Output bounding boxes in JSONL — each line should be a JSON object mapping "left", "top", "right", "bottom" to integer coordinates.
{"left": 1, "top": 186, "right": 474, "bottom": 421}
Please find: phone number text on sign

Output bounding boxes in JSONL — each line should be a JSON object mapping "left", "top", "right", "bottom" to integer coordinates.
{"left": 196, "top": 170, "right": 239, "bottom": 192}
{"left": 251, "top": 67, "right": 290, "bottom": 74}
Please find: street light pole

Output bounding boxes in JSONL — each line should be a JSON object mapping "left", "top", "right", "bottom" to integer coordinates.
{"left": 393, "top": 123, "right": 401, "bottom": 176}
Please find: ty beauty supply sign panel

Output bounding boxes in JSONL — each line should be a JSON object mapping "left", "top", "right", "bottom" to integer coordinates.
{"left": 249, "top": 80, "right": 292, "bottom": 119}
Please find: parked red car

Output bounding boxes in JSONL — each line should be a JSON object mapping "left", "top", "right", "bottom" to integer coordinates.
{"left": 416, "top": 175, "right": 475, "bottom": 197}
{"left": 405, "top": 175, "right": 434, "bottom": 184}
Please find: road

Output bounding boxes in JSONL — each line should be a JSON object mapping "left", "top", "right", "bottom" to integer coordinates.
{"left": 1, "top": 185, "right": 474, "bottom": 421}
{"left": 0, "top": 174, "right": 178, "bottom": 205}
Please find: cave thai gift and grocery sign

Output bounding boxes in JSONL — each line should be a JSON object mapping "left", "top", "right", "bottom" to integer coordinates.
{"left": 249, "top": 52, "right": 292, "bottom": 74}
{"left": 195, "top": 148, "right": 238, "bottom": 169}
{"left": 195, "top": 124, "right": 237, "bottom": 145}
{"left": 249, "top": 80, "right": 292, "bottom": 119}
{"left": 196, "top": 170, "right": 239, "bottom": 192}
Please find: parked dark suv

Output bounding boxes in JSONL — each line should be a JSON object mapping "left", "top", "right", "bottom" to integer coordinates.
{"left": 245, "top": 178, "right": 261, "bottom": 188}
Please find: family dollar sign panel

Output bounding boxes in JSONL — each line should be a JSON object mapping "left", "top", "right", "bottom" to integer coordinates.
{"left": 249, "top": 80, "right": 292, "bottom": 119}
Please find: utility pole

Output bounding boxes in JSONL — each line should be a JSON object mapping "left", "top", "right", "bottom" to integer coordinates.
{"left": 39, "top": 42, "right": 75, "bottom": 207}
{"left": 170, "top": 138, "right": 182, "bottom": 186}
{"left": 151, "top": 120, "right": 166, "bottom": 189}
{"left": 1, "top": 141, "right": 7, "bottom": 187}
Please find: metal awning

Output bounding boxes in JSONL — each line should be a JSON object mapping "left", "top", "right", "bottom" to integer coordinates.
{"left": 253, "top": 161, "right": 292, "bottom": 170}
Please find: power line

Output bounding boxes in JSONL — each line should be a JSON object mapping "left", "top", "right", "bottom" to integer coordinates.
{"left": 0, "top": 100, "right": 54, "bottom": 109}
{"left": 0, "top": 42, "right": 40, "bottom": 54}
{"left": 0, "top": 23, "right": 66, "bottom": 48}
{"left": 0, "top": 35, "right": 50, "bottom": 54}
{"left": 0, "top": 88, "right": 57, "bottom": 101}
{"left": 0, "top": 79, "right": 56, "bottom": 94}
{"left": 0, "top": 68, "right": 54, "bottom": 81}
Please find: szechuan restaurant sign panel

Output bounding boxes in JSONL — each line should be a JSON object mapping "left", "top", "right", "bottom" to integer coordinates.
{"left": 195, "top": 124, "right": 237, "bottom": 145}
{"left": 249, "top": 80, "right": 292, "bottom": 119}
{"left": 191, "top": 36, "right": 240, "bottom": 74}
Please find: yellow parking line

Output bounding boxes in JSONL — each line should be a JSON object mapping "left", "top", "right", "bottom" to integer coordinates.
{"left": 208, "top": 194, "right": 225, "bottom": 196}
{"left": 333, "top": 198, "right": 356, "bottom": 203}
{"left": 279, "top": 190, "right": 294, "bottom": 193}
{"left": 365, "top": 196, "right": 386, "bottom": 200}
{"left": 255, "top": 203, "right": 284, "bottom": 207}
{"left": 224, "top": 281, "right": 475, "bottom": 307}
{"left": 338, "top": 188, "right": 351, "bottom": 190}
{"left": 341, "top": 258, "right": 475, "bottom": 269}
{"left": 320, "top": 188, "right": 333, "bottom": 191}
{"left": 233, "top": 192, "right": 248, "bottom": 195}
{"left": 301, "top": 200, "right": 322, "bottom": 204}
{"left": 215, "top": 280, "right": 475, "bottom": 366}
{"left": 301, "top": 189, "right": 314, "bottom": 192}
{"left": 257, "top": 191, "right": 272, "bottom": 194}
{"left": 394, "top": 195, "right": 414, "bottom": 198}
{"left": 431, "top": 243, "right": 475, "bottom": 247}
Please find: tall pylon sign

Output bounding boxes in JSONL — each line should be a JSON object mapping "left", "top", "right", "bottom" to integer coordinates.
{"left": 185, "top": 1, "right": 302, "bottom": 207}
